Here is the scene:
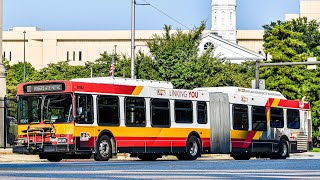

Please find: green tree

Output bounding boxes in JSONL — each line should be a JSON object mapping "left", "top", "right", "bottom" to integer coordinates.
{"left": 37, "top": 61, "right": 89, "bottom": 80}
{"left": 6, "top": 61, "right": 38, "bottom": 97}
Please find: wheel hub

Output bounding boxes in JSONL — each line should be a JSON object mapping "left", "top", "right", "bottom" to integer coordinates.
{"left": 99, "top": 140, "right": 109, "bottom": 157}
{"left": 190, "top": 141, "right": 198, "bottom": 156}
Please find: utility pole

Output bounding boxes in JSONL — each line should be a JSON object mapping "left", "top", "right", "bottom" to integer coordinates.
{"left": 23, "top": 31, "right": 26, "bottom": 83}
{"left": 131, "top": 0, "right": 135, "bottom": 79}
{"left": 130, "top": 0, "right": 149, "bottom": 79}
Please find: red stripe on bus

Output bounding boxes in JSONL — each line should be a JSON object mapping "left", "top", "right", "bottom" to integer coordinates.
{"left": 72, "top": 82, "right": 136, "bottom": 95}
{"left": 241, "top": 130, "right": 256, "bottom": 148}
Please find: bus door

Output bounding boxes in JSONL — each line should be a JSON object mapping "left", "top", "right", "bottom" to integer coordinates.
{"left": 74, "top": 94, "right": 96, "bottom": 152}
{"left": 251, "top": 106, "right": 270, "bottom": 153}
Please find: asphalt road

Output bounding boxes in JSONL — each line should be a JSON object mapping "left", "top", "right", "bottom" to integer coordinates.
{"left": 0, "top": 159, "right": 320, "bottom": 179}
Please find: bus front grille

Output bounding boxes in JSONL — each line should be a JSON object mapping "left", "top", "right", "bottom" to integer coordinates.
{"left": 297, "top": 135, "right": 308, "bottom": 151}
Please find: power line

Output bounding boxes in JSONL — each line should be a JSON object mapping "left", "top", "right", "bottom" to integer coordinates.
{"left": 141, "top": 0, "right": 191, "bottom": 30}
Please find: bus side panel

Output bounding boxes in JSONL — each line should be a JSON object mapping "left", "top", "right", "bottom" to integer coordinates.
{"left": 209, "top": 93, "right": 231, "bottom": 154}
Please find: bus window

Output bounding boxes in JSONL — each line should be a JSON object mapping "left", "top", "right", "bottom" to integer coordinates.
{"left": 175, "top": 100, "right": 193, "bottom": 123}
{"left": 252, "top": 106, "right": 267, "bottom": 131}
{"left": 270, "top": 108, "right": 284, "bottom": 128}
{"left": 76, "top": 94, "right": 94, "bottom": 124}
{"left": 151, "top": 99, "right": 170, "bottom": 127}
{"left": 97, "top": 95, "right": 119, "bottom": 126}
{"left": 19, "top": 96, "right": 42, "bottom": 124}
{"left": 44, "top": 94, "right": 72, "bottom": 123}
{"left": 125, "top": 97, "right": 146, "bottom": 127}
{"left": 287, "top": 109, "right": 300, "bottom": 129}
{"left": 197, "top": 101, "right": 207, "bottom": 124}
{"left": 233, "top": 104, "right": 248, "bottom": 130}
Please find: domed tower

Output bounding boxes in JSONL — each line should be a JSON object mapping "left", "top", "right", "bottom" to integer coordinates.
{"left": 211, "top": 0, "right": 237, "bottom": 43}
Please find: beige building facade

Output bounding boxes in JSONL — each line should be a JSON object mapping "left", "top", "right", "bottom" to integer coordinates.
{"left": 3, "top": 0, "right": 320, "bottom": 69}
{"left": 3, "top": 28, "right": 163, "bottom": 69}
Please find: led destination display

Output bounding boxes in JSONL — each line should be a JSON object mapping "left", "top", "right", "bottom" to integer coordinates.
{"left": 24, "top": 83, "right": 65, "bottom": 93}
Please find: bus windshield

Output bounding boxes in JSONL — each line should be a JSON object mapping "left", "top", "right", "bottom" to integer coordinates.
{"left": 18, "top": 94, "right": 72, "bottom": 124}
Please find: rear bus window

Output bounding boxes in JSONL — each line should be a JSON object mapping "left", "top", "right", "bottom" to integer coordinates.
{"left": 125, "top": 97, "right": 146, "bottom": 127}
{"left": 97, "top": 95, "right": 119, "bottom": 126}
{"left": 197, "top": 101, "right": 207, "bottom": 124}
{"left": 252, "top": 106, "right": 267, "bottom": 131}
{"left": 175, "top": 100, "right": 193, "bottom": 123}
{"left": 287, "top": 109, "right": 300, "bottom": 129}
{"left": 270, "top": 108, "right": 284, "bottom": 128}
{"left": 151, "top": 99, "right": 170, "bottom": 127}
{"left": 233, "top": 104, "right": 248, "bottom": 130}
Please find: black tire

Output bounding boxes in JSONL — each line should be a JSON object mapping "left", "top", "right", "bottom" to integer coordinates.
{"left": 271, "top": 139, "right": 289, "bottom": 159}
{"left": 137, "top": 154, "right": 158, "bottom": 161}
{"left": 232, "top": 154, "right": 251, "bottom": 160}
{"left": 184, "top": 136, "right": 201, "bottom": 160}
{"left": 39, "top": 154, "right": 63, "bottom": 162}
{"left": 94, "top": 135, "right": 112, "bottom": 161}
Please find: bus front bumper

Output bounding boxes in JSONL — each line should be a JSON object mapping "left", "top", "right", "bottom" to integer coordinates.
{"left": 13, "top": 144, "right": 73, "bottom": 154}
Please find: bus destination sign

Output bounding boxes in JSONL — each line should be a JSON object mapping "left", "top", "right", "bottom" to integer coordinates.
{"left": 24, "top": 83, "right": 65, "bottom": 93}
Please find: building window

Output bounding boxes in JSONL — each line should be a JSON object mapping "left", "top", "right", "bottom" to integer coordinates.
{"left": 104, "top": 51, "right": 107, "bottom": 54}
{"left": 214, "top": 11, "right": 217, "bottom": 25}
{"left": 175, "top": 100, "right": 193, "bottom": 123}
{"left": 287, "top": 109, "right": 300, "bottom": 129}
{"left": 3, "top": 51, "right": 5, "bottom": 59}
{"left": 252, "top": 106, "right": 267, "bottom": 131}
{"left": 233, "top": 104, "right": 248, "bottom": 130}
{"left": 73, "top": 51, "right": 75, "bottom": 61}
{"left": 221, "top": 11, "right": 225, "bottom": 25}
{"left": 97, "top": 95, "right": 119, "bottom": 126}
{"left": 9, "top": 52, "right": 12, "bottom": 61}
{"left": 76, "top": 94, "right": 94, "bottom": 124}
{"left": 204, "top": 42, "right": 213, "bottom": 50}
{"left": 79, "top": 51, "right": 82, "bottom": 61}
{"left": 197, "top": 101, "right": 207, "bottom": 124}
{"left": 67, "top": 51, "right": 69, "bottom": 61}
{"left": 230, "top": 12, "right": 233, "bottom": 25}
{"left": 151, "top": 99, "right": 170, "bottom": 127}
{"left": 125, "top": 97, "right": 146, "bottom": 127}
{"left": 270, "top": 108, "right": 284, "bottom": 128}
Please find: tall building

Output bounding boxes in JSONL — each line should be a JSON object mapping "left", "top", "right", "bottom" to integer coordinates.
{"left": 211, "top": 0, "right": 237, "bottom": 43}
{"left": 286, "top": 0, "right": 320, "bottom": 21}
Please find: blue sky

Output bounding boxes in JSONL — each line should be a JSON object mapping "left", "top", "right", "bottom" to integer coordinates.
{"left": 3, "top": 0, "right": 300, "bottom": 31}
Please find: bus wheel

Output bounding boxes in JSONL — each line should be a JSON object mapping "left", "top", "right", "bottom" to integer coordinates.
{"left": 94, "top": 135, "right": 112, "bottom": 161}
{"left": 272, "top": 139, "right": 289, "bottom": 159}
{"left": 185, "top": 136, "right": 201, "bottom": 160}
{"left": 137, "top": 154, "right": 158, "bottom": 161}
{"left": 232, "top": 154, "right": 251, "bottom": 160}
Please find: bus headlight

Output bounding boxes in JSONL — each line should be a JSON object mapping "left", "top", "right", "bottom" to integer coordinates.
{"left": 17, "top": 138, "right": 27, "bottom": 145}
{"left": 57, "top": 138, "right": 67, "bottom": 144}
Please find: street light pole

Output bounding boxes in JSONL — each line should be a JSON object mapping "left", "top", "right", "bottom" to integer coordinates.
{"left": 131, "top": 0, "right": 136, "bottom": 79}
{"left": 23, "top": 31, "right": 26, "bottom": 83}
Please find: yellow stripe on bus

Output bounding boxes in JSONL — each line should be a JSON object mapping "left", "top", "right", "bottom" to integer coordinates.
{"left": 231, "top": 130, "right": 263, "bottom": 140}
{"left": 271, "top": 99, "right": 280, "bottom": 107}
{"left": 17, "top": 124, "right": 211, "bottom": 139}
{"left": 253, "top": 131, "right": 263, "bottom": 140}
{"left": 74, "top": 126, "right": 211, "bottom": 138}
{"left": 18, "top": 124, "right": 74, "bottom": 135}
{"left": 132, "top": 86, "right": 143, "bottom": 95}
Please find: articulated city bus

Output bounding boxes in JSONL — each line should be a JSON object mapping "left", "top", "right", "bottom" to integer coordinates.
{"left": 13, "top": 77, "right": 312, "bottom": 161}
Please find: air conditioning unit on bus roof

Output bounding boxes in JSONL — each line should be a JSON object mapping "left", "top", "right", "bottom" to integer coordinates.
{"left": 71, "top": 77, "right": 174, "bottom": 89}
